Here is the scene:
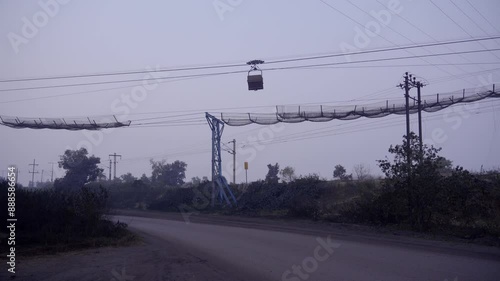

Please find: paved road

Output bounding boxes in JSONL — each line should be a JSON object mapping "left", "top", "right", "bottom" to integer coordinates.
{"left": 115, "top": 215, "right": 500, "bottom": 281}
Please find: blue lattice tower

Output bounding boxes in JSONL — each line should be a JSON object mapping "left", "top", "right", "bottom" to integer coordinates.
{"left": 205, "top": 113, "right": 237, "bottom": 207}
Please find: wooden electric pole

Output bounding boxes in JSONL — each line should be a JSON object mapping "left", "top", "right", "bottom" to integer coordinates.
{"left": 410, "top": 77, "right": 426, "bottom": 156}
{"left": 109, "top": 153, "right": 122, "bottom": 180}
{"left": 29, "top": 159, "right": 39, "bottom": 188}
{"left": 399, "top": 72, "right": 412, "bottom": 172}
{"left": 49, "top": 162, "right": 56, "bottom": 182}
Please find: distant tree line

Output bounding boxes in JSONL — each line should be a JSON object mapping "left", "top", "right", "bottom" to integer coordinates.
{"left": 25, "top": 136, "right": 500, "bottom": 244}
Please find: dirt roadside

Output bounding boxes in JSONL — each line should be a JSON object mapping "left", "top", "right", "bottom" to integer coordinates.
{"left": 0, "top": 232, "right": 254, "bottom": 281}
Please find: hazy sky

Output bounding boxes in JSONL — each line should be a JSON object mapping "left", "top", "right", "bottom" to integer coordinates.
{"left": 1, "top": 0, "right": 499, "bottom": 186}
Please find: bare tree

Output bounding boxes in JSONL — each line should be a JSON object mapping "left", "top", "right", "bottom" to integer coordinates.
{"left": 353, "top": 163, "right": 371, "bottom": 180}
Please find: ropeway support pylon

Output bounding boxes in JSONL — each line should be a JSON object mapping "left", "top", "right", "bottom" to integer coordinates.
{"left": 205, "top": 113, "right": 237, "bottom": 207}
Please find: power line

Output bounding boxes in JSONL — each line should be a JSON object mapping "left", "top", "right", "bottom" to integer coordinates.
{"left": 320, "top": 0, "right": 484, "bottom": 85}
{"left": 0, "top": 63, "right": 246, "bottom": 84}
{"left": 122, "top": 97, "right": 500, "bottom": 162}
{"left": 5, "top": 62, "right": 495, "bottom": 105}
{"left": 2, "top": 68, "right": 497, "bottom": 132}
{"left": 127, "top": 78, "right": 500, "bottom": 128}
{"left": 3, "top": 67, "right": 496, "bottom": 130}
{"left": 448, "top": 0, "right": 493, "bottom": 38}
{"left": 127, "top": 123, "right": 207, "bottom": 128}
{"left": 375, "top": 0, "right": 494, "bottom": 79}
{"left": 130, "top": 117, "right": 206, "bottom": 124}
{"left": 264, "top": 35, "right": 500, "bottom": 65}
{"left": 118, "top": 102, "right": 500, "bottom": 162}
{"left": 464, "top": 0, "right": 500, "bottom": 34}
{"left": 263, "top": 48, "right": 500, "bottom": 72}
{"left": 303, "top": 62, "right": 500, "bottom": 69}
{"left": 0, "top": 76, "right": 204, "bottom": 104}
{"left": 1, "top": 36, "right": 500, "bottom": 91}
{"left": 430, "top": 0, "right": 500, "bottom": 61}
{"left": 430, "top": 0, "right": 476, "bottom": 36}
{"left": 128, "top": 112, "right": 203, "bottom": 122}
{"left": 242, "top": 103, "right": 500, "bottom": 147}
{"left": 0, "top": 70, "right": 249, "bottom": 92}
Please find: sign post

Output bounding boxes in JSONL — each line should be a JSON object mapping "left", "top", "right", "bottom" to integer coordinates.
{"left": 244, "top": 162, "right": 248, "bottom": 185}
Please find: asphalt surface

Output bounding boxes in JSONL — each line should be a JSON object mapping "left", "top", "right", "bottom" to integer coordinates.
{"left": 114, "top": 214, "right": 500, "bottom": 281}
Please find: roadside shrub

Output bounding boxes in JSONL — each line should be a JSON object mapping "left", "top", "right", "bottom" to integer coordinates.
{"left": 285, "top": 176, "right": 322, "bottom": 219}
{"left": 237, "top": 180, "right": 287, "bottom": 212}
{"left": 100, "top": 181, "right": 168, "bottom": 209}
{"left": 149, "top": 187, "right": 195, "bottom": 212}
{"left": 0, "top": 182, "right": 127, "bottom": 247}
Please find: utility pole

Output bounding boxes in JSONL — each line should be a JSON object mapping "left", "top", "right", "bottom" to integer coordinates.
{"left": 49, "top": 162, "right": 56, "bottom": 182}
{"left": 410, "top": 77, "right": 426, "bottom": 157}
{"left": 108, "top": 158, "right": 112, "bottom": 181}
{"left": 399, "top": 72, "right": 412, "bottom": 172}
{"left": 41, "top": 170, "right": 44, "bottom": 183}
{"left": 228, "top": 139, "right": 236, "bottom": 184}
{"left": 29, "top": 159, "right": 39, "bottom": 188}
{"left": 109, "top": 153, "right": 122, "bottom": 180}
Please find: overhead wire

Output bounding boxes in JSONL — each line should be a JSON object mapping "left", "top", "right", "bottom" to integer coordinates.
{"left": 241, "top": 101, "right": 500, "bottom": 147}
{"left": 262, "top": 48, "right": 500, "bottom": 72}
{"left": 429, "top": 0, "right": 500, "bottom": 61}
{"left": 119, "top": 101, "right": 500, "bottom": 162}
{"left": 464, "top": 0, "right": 500, "bottom": 34}
{"left": 375, "top": 0, "right": 495, "bottom": 75}
{"left": 3, "top": 67, "right": 495, "bottom": 129}
{"left": 449, "top": 0, "right": 495, "bottom": 38}
{"left": 1, "top": 37, "right": 500, "bottom": 93}
{"left": 0, "top": 69, "right": 249, "bottom": 92}
{"left": 345, "top": 0, "right": 499, "bottom": 85}
{"left": 319, "top": 0, "right": 484, "bottom": 86}
{"left": 1, "top": 35, "right": 499, "bottom": 85}
{"left": 0, "top": 76, "right": 208, "bottom": 104}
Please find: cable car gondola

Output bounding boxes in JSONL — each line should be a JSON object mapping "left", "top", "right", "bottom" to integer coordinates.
{"left": 247, "top": 60, "right": 264, "bottom": 91}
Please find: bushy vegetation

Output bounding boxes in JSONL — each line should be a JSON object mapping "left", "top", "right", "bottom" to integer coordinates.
{"left": 22, "top": 139, "right": 497, "bottom": 248}
{"left": 120, "top": 134, "right": 500, "bottom": 242}
{"left": 338, "top": 134, "right": 500, "bottom": 239}
{"left": 105, "top": 167, "right": 499, "bottom": 241}
{"left": 236, "top": 175, "right": 323, "bottom": 219}
{"left": 0, "top": 148, "right": 136, "bottom": 255}
{"left": 0, "top": 182, "right": 132, "bottom": 254}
